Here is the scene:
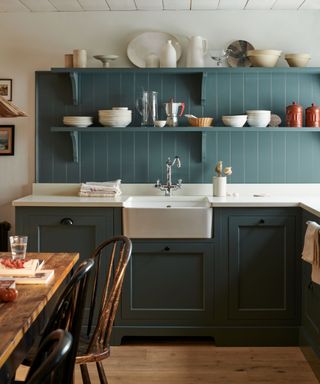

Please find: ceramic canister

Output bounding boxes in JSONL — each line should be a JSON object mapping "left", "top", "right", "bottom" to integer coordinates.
{"left": 305, "top": 103, "right": 320, "bottom": 127}
{"left": 286, "top": 101, "right": 303, "bottom": 127}
{"left": 73, "top": 49, "right": 87, "bottom": 68}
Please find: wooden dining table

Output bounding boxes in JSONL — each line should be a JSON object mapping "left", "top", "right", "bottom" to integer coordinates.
{"left": 0, "top": 252, "right": 79, "bottom": 383}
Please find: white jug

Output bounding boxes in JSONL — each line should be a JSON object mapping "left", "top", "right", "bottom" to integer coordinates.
{"left": 160, "top": 40, "right": 177, "bottom": 68}
{"left": 186, "top": 36, "right": 208, "bottom": 68}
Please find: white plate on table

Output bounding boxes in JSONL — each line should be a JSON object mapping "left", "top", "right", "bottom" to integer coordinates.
{"left": 127, "top": 31, "right": 182, "bottom": 68}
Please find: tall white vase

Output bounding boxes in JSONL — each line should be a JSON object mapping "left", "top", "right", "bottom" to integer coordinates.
{"left": 160, "top": 40, "right": 177, "bottom": 68}
{"left": 213, "top": 176, "right": 227, "bottom": 197}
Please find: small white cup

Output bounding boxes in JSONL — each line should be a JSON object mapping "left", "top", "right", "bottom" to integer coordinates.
{"left": 73, "top": 49, "right": 87, "bottom": 68}
{"left": 9, "top": 235, "right": 28, "bottom": 260}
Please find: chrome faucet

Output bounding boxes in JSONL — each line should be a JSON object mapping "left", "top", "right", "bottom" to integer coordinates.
{"left": 155, "top": 156, "right": 182, "bottom": 196}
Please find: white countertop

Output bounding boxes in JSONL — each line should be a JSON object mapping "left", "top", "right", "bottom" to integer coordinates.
{"left": 11, "top": 183, "right": 320, "bottom": 218}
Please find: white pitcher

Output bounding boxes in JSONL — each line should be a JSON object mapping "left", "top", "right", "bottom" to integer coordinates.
{"left": 186, "top": 36, "right": 208, "bottom": 68}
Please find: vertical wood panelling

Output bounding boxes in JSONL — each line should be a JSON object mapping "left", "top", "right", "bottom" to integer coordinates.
{"left": 285, "top": 133, "right": 301, "bottom": 182}
{"left": 272, "top": 132, "right": 286, "bottom": 183}
{"left": 36, "top": 71, "right": 320, "bottom": 184}
{"left": 257, "top": 132, "right": 273, "bottom": 182}
{"left": 243, "top": 132, "right": 258, "bottom": 182}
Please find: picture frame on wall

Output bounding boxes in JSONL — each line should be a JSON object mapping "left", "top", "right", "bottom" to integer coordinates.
{"left": 0, "top": 79, "right": 12, "bottom": 101}
{"left": 0, "top": 125, "right": 14, "bottom": 156}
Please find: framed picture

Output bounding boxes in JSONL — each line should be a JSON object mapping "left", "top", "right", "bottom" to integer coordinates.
{"left": 0, "top": 79, "right": 12, "bottom": 101}
{"left": 0, "top": 125, "right": 14, "bottom": 155}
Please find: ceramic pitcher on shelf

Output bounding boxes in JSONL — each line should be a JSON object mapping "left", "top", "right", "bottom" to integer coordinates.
{"left": 186, "top": 36, "right": 208, "bottom": 67}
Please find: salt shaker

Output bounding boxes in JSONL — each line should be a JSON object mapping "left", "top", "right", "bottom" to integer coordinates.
{"left": 73, "top": 49, "right": 87, "bottom": 68}
{"left": 286, "top": 101, "right": 303, "bottom": 127}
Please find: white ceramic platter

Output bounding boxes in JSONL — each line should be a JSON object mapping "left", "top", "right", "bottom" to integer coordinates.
{"left": 127, "top": 31, "right": 182, "bottom": 68}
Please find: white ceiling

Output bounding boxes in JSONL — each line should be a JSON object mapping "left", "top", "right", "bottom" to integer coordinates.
{"left": 0, "top": 0, "right": 319, "bottom": 12}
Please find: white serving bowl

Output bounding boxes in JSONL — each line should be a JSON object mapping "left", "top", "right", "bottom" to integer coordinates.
{"left": 154, "top": 120, "right": 166, "bottom": 127}
{"left": 285, "top": 53, "right": 311, "bottom": 67}
{"left": 99, "top": 117, "right": 132, "bottom": 127}
{"left": 247, "top": 50, "right": 282, "bottom": 67}
{"left": 63, "top": 116, "right": 93, "bottom": 127}
{"left": 247, "top": 115, "right": 271, "bottom": 127}
{"left": 222, "top": 115, "right": 247, "bottom": 127}
{"left": 246, "top": 110, "right": 271, "bottom": 115}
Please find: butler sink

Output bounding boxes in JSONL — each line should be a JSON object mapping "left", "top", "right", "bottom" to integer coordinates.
{"left": 122, "top": 196, "right": 212, "bottom": 239}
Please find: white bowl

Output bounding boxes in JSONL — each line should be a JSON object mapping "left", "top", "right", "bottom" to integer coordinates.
{"left": 222, "top": 115, "right": 247, "bottom": 127}
{"left": 99, "top": 117, "right": 132, "bottom": 127}
{"left": 247, "top": 115, "right": 271, "bottom": 128}
{"left": 285, "top": 53, "right": 311, "bottom": 67}
{"left": 246, "top": 110, "right": 271, "bottom": 115}
{"left": 247, "top": 50, "right": 281, "bottom": 67}
{"left": 248, "top": 49, "right": 282, "bottom": 56}
{"left": 154, "top": 120, "right": 167, "bottom": 127}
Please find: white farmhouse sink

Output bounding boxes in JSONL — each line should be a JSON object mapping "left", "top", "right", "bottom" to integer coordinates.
{"left": 122, "top": 196, "right": 212, "bottom": 239}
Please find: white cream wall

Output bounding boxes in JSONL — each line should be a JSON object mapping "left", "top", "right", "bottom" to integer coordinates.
{"left": 0, "top": 10, "right": 319, "bottom": 231}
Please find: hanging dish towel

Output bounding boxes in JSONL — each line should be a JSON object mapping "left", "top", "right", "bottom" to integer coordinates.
{"left": 302, "top": 221, "right": 320, "bottom": 284}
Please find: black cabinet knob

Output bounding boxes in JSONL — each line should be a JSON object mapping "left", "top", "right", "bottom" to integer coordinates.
{"left": 60, "top": 218, "right": 74, "bottom": 225}
{"left": 259, "top": 219, "right": 265, "bottom": 224}
{"left": 308, "top": 281, "right": 314, "bottom": 291}
{"left": 164, "top": 246, "right": 170, "bottom": 251}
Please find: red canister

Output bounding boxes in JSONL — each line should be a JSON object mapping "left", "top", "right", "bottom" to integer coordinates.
{"left": 286, "top": 101, "right": 303, "bottom": 127}
{"left": 306, "top": 103, "right": 320, "bottom": 127}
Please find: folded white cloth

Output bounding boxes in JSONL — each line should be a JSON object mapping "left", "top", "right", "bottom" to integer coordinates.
{"left": 302, "top": 221, "right": 320, "bottom": 284}
{"left": 79, "top": 180, "right": 121, "bottom": 197}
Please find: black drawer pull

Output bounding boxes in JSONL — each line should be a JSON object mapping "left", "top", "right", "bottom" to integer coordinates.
{"left": 259, "top": 219, "right": 265, "bottom": 224}
{"left": 60, "top": 218, "right": 74, "bottom": 225}
{"left": 164, "top": 246, "right": 170, "bottom": 251}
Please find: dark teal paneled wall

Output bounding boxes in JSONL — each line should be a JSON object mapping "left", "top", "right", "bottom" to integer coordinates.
{"left": 36, "top": 70, "right": 320, "bottom": 183}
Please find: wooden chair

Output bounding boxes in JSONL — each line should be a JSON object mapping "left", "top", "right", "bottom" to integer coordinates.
{"left": 21, "top": 258, "right": 95, "bottom": 384}
{"left": 76, "top": 235, "right": 132, "bottom": 384}
{"left": 17, "top": 329, "right": 72, "bottom": 384}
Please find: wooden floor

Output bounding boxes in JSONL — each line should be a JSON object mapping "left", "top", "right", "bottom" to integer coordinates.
{"left": 71, "top": 343, "right": 319, "bottom": 384}
{"left": 16, "top": 340, "right": 319, "bottom": 383}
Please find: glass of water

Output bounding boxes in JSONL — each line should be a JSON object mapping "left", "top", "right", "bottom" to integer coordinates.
{"left": 9, "top": 235, "right": 28, "bottom": 260}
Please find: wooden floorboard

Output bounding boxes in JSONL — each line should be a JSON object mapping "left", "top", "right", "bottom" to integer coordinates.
{"left": 71, "top": 345, "right": 319, "bottom": 384}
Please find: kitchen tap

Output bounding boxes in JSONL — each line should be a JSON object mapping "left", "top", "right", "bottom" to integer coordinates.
{"left": 155, "top": 156, "right": 182, "bottom": 196}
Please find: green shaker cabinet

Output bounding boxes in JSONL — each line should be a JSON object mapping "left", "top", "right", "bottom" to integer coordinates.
{"left": 301, "top": 209, "right": 320, "bottom": 356}
{"left": 219, "top": 208, "right": 300, "bottom": 326}
{"left": 113, "top": 240, "right": 215, "bottom": 343}
{"left": 15, "top": 207, "right": 121, "bottom": 258}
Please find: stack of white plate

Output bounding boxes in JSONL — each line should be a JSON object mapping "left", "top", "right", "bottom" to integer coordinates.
{"left": 246, "top": 110, "right": 271, "bottom": 127}
{"left": 63, "top": 116, "right": 93, "bottom": 127}
{"left": 98, "top": 108, "right": 132, "bottom": 127}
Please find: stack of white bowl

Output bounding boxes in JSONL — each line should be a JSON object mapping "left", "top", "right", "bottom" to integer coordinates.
{"left": 222, "top": 115, "right": 247, "bottom": 127}
{"left": 98, "top": 107, "right": 132, "bottom": 127}
{"left": 246, "top": 110, "right": 271, "bottom": 127}
{"left": 63, "top": 116, "right": 93, "bottom": 127}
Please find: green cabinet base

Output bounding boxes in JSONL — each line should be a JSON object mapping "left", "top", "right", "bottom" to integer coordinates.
{"left": 111, "top": 326, "right": 299, "bottom": 347}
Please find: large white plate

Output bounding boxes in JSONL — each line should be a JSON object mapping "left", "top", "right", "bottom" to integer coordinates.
{"left": 127, "top": 31, "right": 182, "bottom": 68}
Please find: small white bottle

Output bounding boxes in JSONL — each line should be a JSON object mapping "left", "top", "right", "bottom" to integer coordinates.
{"left": 160, "top": 40, "right": 177, "bottom": 68}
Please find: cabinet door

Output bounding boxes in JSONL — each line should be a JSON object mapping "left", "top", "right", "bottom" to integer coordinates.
{"left": 15, "top": 207, "right": 118, "bottom": 260}
{"left": 118, "top": 241, "right": 215, "bottom": 326}
{"left": 227, "top": 212, "right": 297, "bottom": 322}
{"left": 301, "top": 210, "right": 320, "bottom": 347}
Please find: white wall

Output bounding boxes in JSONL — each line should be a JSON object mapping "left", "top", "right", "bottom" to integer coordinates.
{"left": 0, "top": 10, "right": 319, "bottom": 230}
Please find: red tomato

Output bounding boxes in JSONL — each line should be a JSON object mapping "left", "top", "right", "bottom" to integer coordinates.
{"left": 0, "top": 288, "right": 18, "bottom": 302}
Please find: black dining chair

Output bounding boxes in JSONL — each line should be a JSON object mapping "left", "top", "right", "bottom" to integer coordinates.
{"left": 21, "top": 258, "right": 94, "bottom": 384}
{"left": 16, "top": 329, "right": 72, "bottom": 384}
{"left": 76, "top": 235, "right": 132, "bottom": 384}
